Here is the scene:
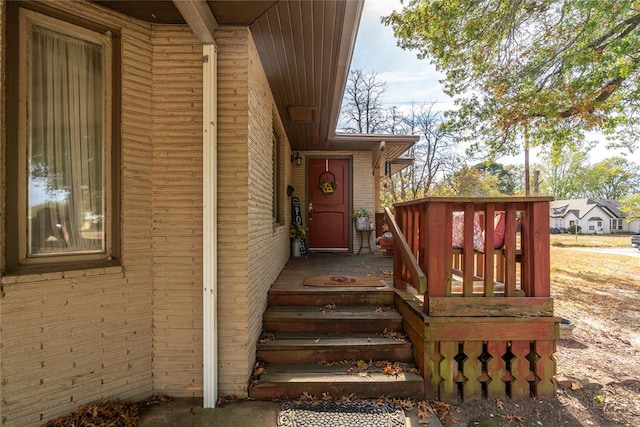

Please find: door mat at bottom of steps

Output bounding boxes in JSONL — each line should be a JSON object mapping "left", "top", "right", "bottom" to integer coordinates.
{"left": 277, "top": 400, "right": 405, "bottom": 427}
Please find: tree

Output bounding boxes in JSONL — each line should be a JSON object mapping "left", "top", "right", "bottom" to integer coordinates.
{"left": 432, "top": 165, "right": 502, "bottom": 197}
{"left": 620, "top": 193, "right": 640, "bottom": 221}
{"left": 382, "top": 102, "right": 458, "bottom": 204}
{"left": 383, "top": 0, "right": 640, "bottom": 157}
{"left": 539, "top": 146, "right": 592, "bottom": 199}
{"left": 475, "top": 162, "right": 523, "bottom": 195}
{"left": 583, "top": 157, "right": 640, "bottom": 200}
{"left": 339, "top": 68, "right": 387, "bottom": 133}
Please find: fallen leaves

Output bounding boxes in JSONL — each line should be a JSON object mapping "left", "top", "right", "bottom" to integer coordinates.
{"left": 430, "top": 400, "right": 458, "bottom": 425}
{"left": 216, "top": 395, "right": 239, "bottom": 406}
{"left": 320, "top": 303, "right": 337, "bottom": 314}
{"left": 315, "top": 359, "right": 420, "bottom": 377}
{"left": 378, "top": 361, "right": 404, "bottom": 377}
{"left": 381, "top": 327, "right": 407, "bottom": 341}
{"left": 250, "top": 360, "right": 268, "bottom": 386}
{"left": 258, "top": 332, "right": 276, "bottom": 343}
{"left": 44, "top": 395, "right": 172, "bottom": 427}
{"left": 505, "top": 413, "right": 525, "bottom": 423}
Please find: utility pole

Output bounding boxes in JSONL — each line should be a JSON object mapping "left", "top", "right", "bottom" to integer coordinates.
{"left": 524, "top": 126, "right": 530, "bottom": 196}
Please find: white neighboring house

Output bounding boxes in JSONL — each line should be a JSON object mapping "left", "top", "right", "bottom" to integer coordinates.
{"left": 550, "top": 199, "right": 640, "bottom": 234}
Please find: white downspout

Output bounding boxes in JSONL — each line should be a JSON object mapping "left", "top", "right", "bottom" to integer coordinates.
{"left": 202, "top": 43, "right": 218, "bottom": 408}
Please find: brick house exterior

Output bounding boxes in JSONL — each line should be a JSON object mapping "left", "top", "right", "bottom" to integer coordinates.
{"left": 0, "top": 1, "right": 417, "bottom": 424}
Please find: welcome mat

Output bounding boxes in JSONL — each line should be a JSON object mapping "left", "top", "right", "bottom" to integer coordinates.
{"left": 277, "top": 400, "right": 405, "bottom": 427}
{"left": 303, "top": 275, "right": 385, "bottom": 287}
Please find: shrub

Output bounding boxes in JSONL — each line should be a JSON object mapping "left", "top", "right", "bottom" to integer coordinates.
{"left": 567, "top": 224, "right": 582, "bottom": 234}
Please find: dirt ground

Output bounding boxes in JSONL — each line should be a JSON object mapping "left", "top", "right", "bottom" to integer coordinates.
{"left": 446, "top": 247, "right": 640, "bottom": 426}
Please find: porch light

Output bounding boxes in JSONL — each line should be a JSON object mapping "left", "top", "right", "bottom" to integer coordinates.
{"left": 291, "top": 152, "right": 302, "bottom": 166}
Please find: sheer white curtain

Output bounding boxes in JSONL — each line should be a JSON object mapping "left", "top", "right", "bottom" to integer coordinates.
{"left": 29, "top": 25, "right": 104, "bottom": 255}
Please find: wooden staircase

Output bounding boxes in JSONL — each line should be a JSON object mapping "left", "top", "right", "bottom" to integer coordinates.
{"left": 248, "top": 286, "right": 424, "bottom": 400}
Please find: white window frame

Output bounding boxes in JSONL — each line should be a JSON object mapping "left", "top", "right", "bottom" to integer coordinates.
{"left": 272, "top": 128, "right": 284, "bottom": 226}
{"left": 16, "top": 9, "right": 114, "bottom": 267}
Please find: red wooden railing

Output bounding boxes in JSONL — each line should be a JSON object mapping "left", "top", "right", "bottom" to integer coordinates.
{"left": 386, "top": 197, "right": 558, "bottom": 400}
{"left": 386, "top": 197, "right": 553, "bottom": 315}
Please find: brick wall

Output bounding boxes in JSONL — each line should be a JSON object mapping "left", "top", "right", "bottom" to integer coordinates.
{"left": 0, "top": 2, "right": 154, "bottom": 425}
{"left": 215, "top": 27, "right": 291, "bottom": 397}
{"left": 150, "top": 26, "right": 204, "bottom": 396}
{"left": 246, "top": 34, "right": 290, "bottom": 378}
{"left": 0, "top": 3, "right": 296, "bottom": 421}
{"left": 215, "top": 27, "right": 252, "bottom": 396}
{"left": 0, "top": 0, "right": 5, "bottom": 272}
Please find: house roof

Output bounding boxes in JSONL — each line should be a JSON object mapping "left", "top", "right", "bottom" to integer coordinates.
{"left": 550, "top": 198, "right": 625, "bottom": 220}
{"left": 92, "top": 0, "right": 416, "bottom": 163}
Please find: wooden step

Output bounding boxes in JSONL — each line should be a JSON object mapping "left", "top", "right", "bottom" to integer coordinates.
{"left": 257, "top": 333, "right": 413, "bottom": 364}
{"left": 262, "top": 305, "right": 402, "bottom": 333}
{"left": 249, "top": 363, "right": 424, "bottom": 400}
{"left": 268, "top": 287, "right": 395, "bottom": 306}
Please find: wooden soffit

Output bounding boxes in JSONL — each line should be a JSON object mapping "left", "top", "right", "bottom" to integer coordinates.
{"left": 92, "top": 0, "right": 364, "bottom": 151}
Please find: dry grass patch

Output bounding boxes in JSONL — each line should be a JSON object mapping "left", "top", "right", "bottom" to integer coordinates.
{"left": 550, "top": 247, "right": 640, "bottom": 385}
{"left": 551, "top": 233, "right": 632, "bottom": 248}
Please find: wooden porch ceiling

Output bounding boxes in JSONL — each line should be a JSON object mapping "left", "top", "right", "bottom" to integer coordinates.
{"left": 93, "top": 1, "right": 416, "bottom": 158}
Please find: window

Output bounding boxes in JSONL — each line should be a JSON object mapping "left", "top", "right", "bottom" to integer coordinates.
{"left": 610, "top": 218, "right": 622, "bottom": 231}
{"left": 8, "top": 8, "right": 116, "bottom": 269}
{"left": 272, "top": 128, "right": 283, "bottom": 225}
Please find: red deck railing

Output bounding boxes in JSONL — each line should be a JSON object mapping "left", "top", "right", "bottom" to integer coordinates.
{"left": 385, "top": 197, "right": 558, "bottom": 400}
{"left": 386, "top": 197, "right": 553, "bottom": 316}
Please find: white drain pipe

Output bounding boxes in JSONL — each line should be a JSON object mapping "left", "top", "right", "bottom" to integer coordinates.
{"left": 202, "top": 42, "right": 218, "bottom": 408}
{"left": 172, "top": 0, "right": 219, "bottom": 409}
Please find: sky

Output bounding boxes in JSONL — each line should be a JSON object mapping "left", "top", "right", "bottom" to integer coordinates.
{"left": 348, "top": 0, "right": 640, "bottom": 166}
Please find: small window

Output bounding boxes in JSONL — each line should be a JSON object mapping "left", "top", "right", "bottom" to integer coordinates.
{"left": 272, "top": 128, "right": 283, "bottom": 225}
{"left": 9, "top": 8, "right": 115, "bottom": 269}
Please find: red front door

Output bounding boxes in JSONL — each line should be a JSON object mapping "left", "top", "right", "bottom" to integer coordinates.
{"left": 307, "top": 158, "right": 350, "bottom": 250}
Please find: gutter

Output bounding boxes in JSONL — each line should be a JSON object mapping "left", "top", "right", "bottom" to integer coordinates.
{"left": 172, "top": 0, "right": 220, "bottom": 409}
{"left": 202, "top": 43, "right": 218, "bottom": 408}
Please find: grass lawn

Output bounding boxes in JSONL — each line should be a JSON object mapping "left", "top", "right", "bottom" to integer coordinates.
{"left": 550, "top": 233, "right": 634, "bottom": 248}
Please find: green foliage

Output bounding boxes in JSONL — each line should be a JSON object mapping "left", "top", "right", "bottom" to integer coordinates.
{"left": 475, "top": 162, "right": 523, "bottom": 195}
{"left": 620, "top": 193, "right": 640, "bottom": 221}
{"left": 432, "top": 165, "right": 502, "bottom": 197}
{"left": 540, "top": 149, "right": 639, "bottom": 199}
{"left": 383, "top": 0, "right": 640, "bottom": 157}
{"left": 568, "top": 224, "right": 582, "bottom": 234}
{"left": 584, "top": 157, "right": 640, "bottom": 199}
{"left": 539, "top": 146, "right": 593, "bottom": 199}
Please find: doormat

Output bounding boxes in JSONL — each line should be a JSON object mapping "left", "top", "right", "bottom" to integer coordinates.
{"left": 303, "top": 275, "right": 385, "bottom": 287}
{"left": 277, "top": 400, "right": 405, "bottom": 427}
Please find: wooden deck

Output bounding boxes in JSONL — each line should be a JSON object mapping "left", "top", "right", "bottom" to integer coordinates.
{"left": 250, "top": 253, "right": 424, "bottom": 400}
{"left": 387, "top": 197, "right": 560, "bottom": 400}
{"left": 254, "top": 197, "right": 561, "bottom": 402}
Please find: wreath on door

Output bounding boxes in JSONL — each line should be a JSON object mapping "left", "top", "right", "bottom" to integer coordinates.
{"left": 318, "top": 171, "right": 337, "bottom": 195}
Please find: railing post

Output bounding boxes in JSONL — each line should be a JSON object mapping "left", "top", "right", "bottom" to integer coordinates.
{"left": 483, "top": 203, "right": 495, "bottom": 296}
{"left": 392, "top": 206, "right": 406, "bottom": 289}
{"left": 425, "top": 202, "right": 450, "bottom": 302}
{"left": 528, "top": 200, "right": 551, "bottom": 297}
{"left": 504, "top": 204, "right": 517, "bottom": 296}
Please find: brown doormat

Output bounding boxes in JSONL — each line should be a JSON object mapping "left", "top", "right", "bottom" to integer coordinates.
{"left": 304, "top": 275, "right": 386, "bottom": 287}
